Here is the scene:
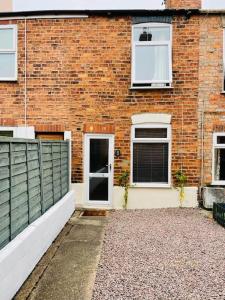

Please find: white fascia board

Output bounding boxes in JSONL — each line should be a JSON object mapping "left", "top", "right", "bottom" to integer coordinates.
{"left": 13, "top": 0, "right": 164, "bottom": 12}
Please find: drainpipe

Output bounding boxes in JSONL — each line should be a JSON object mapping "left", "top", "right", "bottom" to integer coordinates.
{"left": 24, "top": 17, "right": 27, "bottom": 127}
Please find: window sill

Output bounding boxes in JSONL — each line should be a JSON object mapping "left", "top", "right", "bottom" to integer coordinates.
{"left": 0, "top": 78, "right": 18, "bottom": 82}
{"left": 131, "top": 183, "right": 171, "bottom": 188}
{"left": 221, "top": 91, "right": 225, "bottom": 94}
{"left": 130, "top": 86, "right": 174, "bottom": 91}
{"left": 211, "top": 181, "right": 225, "bottom": 186}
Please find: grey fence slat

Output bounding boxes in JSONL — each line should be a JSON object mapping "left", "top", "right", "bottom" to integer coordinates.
{"left": 0, "top": 179, "right": 10, "bottom": 193}
{"left": 0, "top": 203, "right": 10, "bottom": 218}
{"left": 0, "top": 190, "right": 10, "bottom": 206}
{"left": 28, "top": 168, "right": 40, "bottom": 180}
{"left": 29, "top": 185, "right": 41, "bottom": 199}
{"left": 0, "top": 166, "right": 9, "bottom": 180}
{"left": 0, "top": 214, "right": 10, "bottom": 232}
{"left": 9, "top": 142, "right": 12, "bottom": 241}
{"left": 0, "top": 143, "right": 9, "bottom": 153}
{"left": 26, "top": 143, "right": 30, "bottom": 224}
{"left": 0, "top": 227, "right": 10, "bottom": 245}
{"left": 0, "top": 157, "right": 9, "bottom": 167}
{"left": 11, "top": 173, "right": 27, "bottom": 187}
{"left": 39, "top": 141, "right": 44, "bottom": 214}
{"left": 11, "top": 192, "right": 28, "bottom": 210}
{"left": 0, "top": 138, "right": 69, "bottom": 250}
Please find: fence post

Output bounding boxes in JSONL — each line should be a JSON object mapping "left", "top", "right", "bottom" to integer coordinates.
{"left": 39, "top": 141, "right": 44, "bottom": 214}
{"left": 26, "top": 143, "right": 31, "bottom": 224}
{"left": 52, "top": 143, "right": 55, "bottom": 204}
{"left": 9, "top": 142, "right": 12, "bottom": 241}
{"left": 60, "top": 142, "right": 62, "bottom": 198}
{"left": 67, "top": 140, "right": 70, "bottom": 193}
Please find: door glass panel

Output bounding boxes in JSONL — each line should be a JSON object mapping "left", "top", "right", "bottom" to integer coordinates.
{"left": 89, "top": 177, "right": 108, "bottom": 201}
{"left": 90, "top": 139, "right": 109, "bottom": 173}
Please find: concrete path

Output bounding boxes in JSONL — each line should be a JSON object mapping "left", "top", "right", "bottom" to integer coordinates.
{"left": 15, "top": 213, "right": 107, "bottom": 300}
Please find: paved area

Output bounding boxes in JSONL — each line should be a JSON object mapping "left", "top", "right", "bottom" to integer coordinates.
{"left": 92, "top": 209, "right": 225, "bottom": 300}
{"left": 15, "top": 212, "right": 107, "bottom": 300}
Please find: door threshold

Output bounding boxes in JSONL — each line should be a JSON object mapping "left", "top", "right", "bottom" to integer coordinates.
{"left": 82, "top": 209, "right": 108, "bottom": 217}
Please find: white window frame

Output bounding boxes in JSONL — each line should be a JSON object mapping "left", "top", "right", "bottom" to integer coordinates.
{"left": 131, "top": 22, "right": 172, "bottom": 88}
{"left": 0, "top": 24, "right": 18, "bottom": 81}
{"left": 212, "top": 132, "right": 225, "bottom": 185}
{"left": 131, "top": 123, "right": 171, "bottom": 188}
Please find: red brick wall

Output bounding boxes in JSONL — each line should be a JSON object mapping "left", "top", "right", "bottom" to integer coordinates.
{"left": 198, "top": 15, "right": 224, "bottom": 184}
{"left": 166, "top": 0, "right": 201, "bottom": 9}
{"left": 0, "top": 15, "right": 200, "bottom": 186}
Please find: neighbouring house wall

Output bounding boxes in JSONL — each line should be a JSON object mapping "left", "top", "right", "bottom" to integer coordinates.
{"left": 198, "top": 14, "right": 224, "bottom": 185}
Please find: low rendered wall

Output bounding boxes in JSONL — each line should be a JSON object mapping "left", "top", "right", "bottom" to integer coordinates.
{"left": 72, "top": 183, "right": 198, "bottom": 209}
{"left": 0, "top": 191, "right": 75, "bottom": 300}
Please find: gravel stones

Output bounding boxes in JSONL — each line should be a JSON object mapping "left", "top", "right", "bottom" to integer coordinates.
{"left": 92, "top": 209, "right": 225, "bottom": 300}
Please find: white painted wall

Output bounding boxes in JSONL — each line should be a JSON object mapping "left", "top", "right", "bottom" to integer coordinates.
{"left": 72, "top": 183, "right": 198, "bottom": 209}
{"left": 0, "top": 126, "right": 35, "bottom": 139}
{"left": 0, "top": 191, "right": 75, "bottom": 300}
{"left": 13, "top": 0, "right": 164, "bottom": 12}
{"left": 12, "top": 0, "right": 225, "bottom": 11}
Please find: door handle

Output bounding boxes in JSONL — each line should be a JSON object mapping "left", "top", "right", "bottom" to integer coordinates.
{"left": 106, "top": 164, "right": 112, "bottom": 171}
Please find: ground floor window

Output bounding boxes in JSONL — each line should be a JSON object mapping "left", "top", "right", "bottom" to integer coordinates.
{"left": 0, "top": 130, "right": 13, "bottom": 137}
{"left": 131, "top": 124, "right": 171, "bottom": 187}
{"left": 213, "top": 133, "right": 225, "bottom": 184}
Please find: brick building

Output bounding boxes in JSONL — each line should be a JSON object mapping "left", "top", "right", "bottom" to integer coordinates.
{"left": 0, "top": 0, "right": 223, "bottom": 209}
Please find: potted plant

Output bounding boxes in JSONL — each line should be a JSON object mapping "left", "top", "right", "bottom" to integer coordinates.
{"left": 118, "top": 170, "right": 130, "bottom": 209}
{"left": 175, "top": 170, "right": 187, "bottom": 208}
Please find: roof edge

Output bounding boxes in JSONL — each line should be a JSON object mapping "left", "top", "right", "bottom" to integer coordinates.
{"left": 0, "top": 9, "right": 200, "bottom": 18}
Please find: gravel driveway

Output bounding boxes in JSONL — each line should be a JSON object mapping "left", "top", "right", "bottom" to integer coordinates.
{"left": 92, "top": 209, "right": 225, "bottom": 300}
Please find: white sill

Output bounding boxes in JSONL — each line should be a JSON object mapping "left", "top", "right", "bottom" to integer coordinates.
{"left": 130, "top": 86, "right": 174, "bottom": 90}
{"left": 131, "top": 183, "right": 171, "bottom": 188}
{"left": 0, "top": 77, "right": 18, "bottom": 82}
{"left": 211, "top": 181, "right": 225, "bottom": 186}
{"left": 221, "top": 91, "right": 225, "bottom": 94}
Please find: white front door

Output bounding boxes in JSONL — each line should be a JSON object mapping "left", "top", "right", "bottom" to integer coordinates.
{"left": 84, "top": 134, "right": 114, "bottom": 205}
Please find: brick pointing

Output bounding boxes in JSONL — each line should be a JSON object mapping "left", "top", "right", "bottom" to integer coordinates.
{"left": 0, "top": 16, "right": 200, "bottom": 186}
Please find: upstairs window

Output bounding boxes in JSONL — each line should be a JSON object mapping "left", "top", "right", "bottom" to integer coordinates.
{"left": 0, "top": 25, "right": 17, "bottom": 81}
{"left": 132, "top": 23, "right": 172, "bottom": 89}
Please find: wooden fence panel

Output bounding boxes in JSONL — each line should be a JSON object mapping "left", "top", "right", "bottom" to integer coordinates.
{"left": 0, "top": 138, "right": 70, "bottom": 250}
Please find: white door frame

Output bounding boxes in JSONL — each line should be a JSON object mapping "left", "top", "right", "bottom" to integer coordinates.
{"left": 84, "top": 134, "right": 114, "bottom": 206}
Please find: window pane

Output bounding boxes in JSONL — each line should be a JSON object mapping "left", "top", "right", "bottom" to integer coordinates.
{"left": 214, "top": 148, "right": 225, "bottom": 181}
{"left": 135, "top": 45, "right": 169, "bottom": 82}
{"left": 135, "top": 128, "right": 167, "bottom": 139}
{"left": 217, "top": 136, "right": 225, "bottom": 144}
{"left": 0, "top": 53, "right": 16, "bottom": 78}
{"left": 90, "top": 139, "right": 109, "bottom": 173}
{"left": 0, "top": 131, "right": 13, "bottom": 137}
{"left": 0, "top": 28, "right": 14, "bottom": 50}
{"left": 133, "top": 143, "right": 168, "bottom": 183}
{"left": 89, "top": 177, "right": 108, "bottom": 201}
{"left": 134, "top": 26, "right": 170, "bottom": 42}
